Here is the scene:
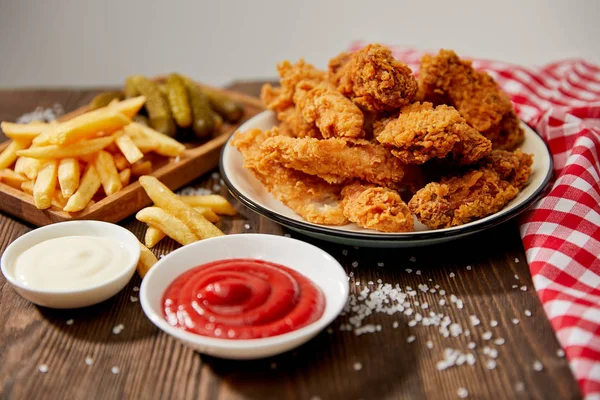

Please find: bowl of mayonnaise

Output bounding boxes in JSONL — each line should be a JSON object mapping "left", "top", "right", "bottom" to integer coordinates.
{"left": 1, "top": 221, "right": 140, "bottom": 309}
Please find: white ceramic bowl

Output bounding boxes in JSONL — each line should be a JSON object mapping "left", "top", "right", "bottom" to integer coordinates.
{"left": 140, "top": 234, "right": 349, "bottom": 359}
{"left": 1, "top": 220, "right": 140, "bottom": 309}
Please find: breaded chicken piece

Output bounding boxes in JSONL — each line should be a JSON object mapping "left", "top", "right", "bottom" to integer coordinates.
{"left": 481, "top": 109, "right": 525, "bottom": 150}
{"left": 277, "top": 59, "right": 327, "bottom": 109}
{"left": 231, "top": 129, "right": 348, "bottom": 225}
{"left": 260, "top": 136, "right": 406, "bottom": 187}
{"left": 293, "top": 80, "right": 364, "bottom": 138}
{"left": 330, "top": 44, "right": 418, "bottom": 112}
{"left": 260, "top": 83, "right": 286, "bottom": 112}
{"left": 376, "top": 102, "right": 491, "bottom": 165}
{"left": 277, "top": 107, "right": 322, "bottom": 138}
{"left": 419, "top": 50, "right": 514, "bottom": 133}
{"left": 408, "top": 149, "right": 533, "bottom": 229}
{"left": 341, "top": 182, "right": 414, "bottom": 232}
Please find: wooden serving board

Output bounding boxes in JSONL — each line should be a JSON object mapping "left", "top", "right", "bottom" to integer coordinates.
{"left": 0, "top": 81, "right": 264, "bottom": 226}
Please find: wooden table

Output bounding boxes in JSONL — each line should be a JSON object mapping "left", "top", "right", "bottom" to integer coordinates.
{"left": 0, "top": 83, "right": 581, "bottom": 400}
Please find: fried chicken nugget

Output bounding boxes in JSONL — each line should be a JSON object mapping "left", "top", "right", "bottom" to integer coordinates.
{"left": 293, "top": 80, "right": 364, "bottom": 139}
{"left": 481, "top": 109, "right": 525, "bottom": 151}
{"left": 260, "top": 135, "right": 406, "bottom": 187}
{"left": 330, "top": 44, "right": 418, "bottom": 112}
{"left": 231, "top": 129, "right": 348, "bottom": 225}
{"left": 341, "top": 182, "right": 414, "bottom": 232}
{"left": 408, "top": 149, "right": 533, "bottom": 229}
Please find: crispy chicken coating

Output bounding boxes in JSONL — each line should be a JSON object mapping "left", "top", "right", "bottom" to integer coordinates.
{"left": 260, "top": 136, "right": 406, "bottom": 187}
{"left": 481, "top": 109, "right": 525, "bottom": 150}
{"left": 341, "top": 182, "right": 414, "bottom": 232}
{"left": 293, "top": 81, "right": 364, "bottom": 138}
{"left": 330, "top": 44, "right": 418, "bottom": 112}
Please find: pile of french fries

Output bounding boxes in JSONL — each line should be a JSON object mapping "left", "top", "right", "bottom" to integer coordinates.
{"left": 0, "top": 97, "right": 186, "bottom": 212}
{"left": 135, "top": 175, "right": 237, "bottom": 277}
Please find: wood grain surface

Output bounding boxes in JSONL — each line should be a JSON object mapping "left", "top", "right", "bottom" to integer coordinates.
{"left": 0, "top": 83, "right": 581, "bottom": 400}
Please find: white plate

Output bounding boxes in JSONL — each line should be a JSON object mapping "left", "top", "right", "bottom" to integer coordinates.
{"left": 140, "top": 234, "right": 349, "bottom": 359}
{"left": 221, "top": 111, "right": 553, "bottom": 247}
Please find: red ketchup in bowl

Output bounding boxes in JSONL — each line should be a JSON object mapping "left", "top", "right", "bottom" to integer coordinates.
{"left": 162, "top": 259, "right": 326, "bottom": 339}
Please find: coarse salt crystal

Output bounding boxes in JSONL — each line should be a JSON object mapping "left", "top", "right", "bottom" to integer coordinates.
{"left": 85, "top": 356, "right": 94, "bottom": 366}
{"left": 407, "top": 335, "right": 416, "bottom": 343}
{"left": 368, "top": 281, "right": 374, "bottom": 285}
{"left": 512, "top": 318, "right": 519, "bottom": 325}
{"left": 159, "top": 254, "right": 165, "bottom": 259}
{"left": 557, "top": 349, "right": 565, "bottom": 357}
{"left": 487, "top": 360, "right": 497, "bottom": 370}
{"left": 377, "top": 262, "right": 384, "bottom": 267}
{"left": 466, "top": 265, "right": 472, "bottom": 270}
{"left": 515, "top": 382, "right": 525, "bottom": 392}
{"left": 112, "top": 324, "right": 125, "bottom": 335}
{"left": 494, "top": 338, "right": 505, "bottom": 346}
{"left": 439, "top": 290, "right": 445, "bottom": 296}
{"left": 353, "top": 362, "right": 362, "bottom": 371}
{"left": 409, "top": 256, "right": 416, "bottom": 262}
{"left": 133, "top": 286, "right": 140, "bottom": 292}
{"left": 416, "top": 270, "right": 421, "bottom": 275}
{"left": 514, "top": 274, "right": 519, "bottom": 280}
{"left": 342, "top": 249, "right": 348, "bottom": 256}
{"left": 482, "top": 331, "right": 492, "bottom": 340}
{"left": 111, "top": 366, "right": 120, "bottom": 374}
{"left": 39, "top": 364, "right": 49, "bottom": 373}
{"left": 489, "top": 349, "right": 498, "bottom": 359}
{"left": 449, "top": 273, "right": 455, "bottom": 278}
{"left": 468, "top": 342, "right": 476, "bottom": 349}
{"left": 457, "top": 387, "right": 469, "bottom": 398}
{"left": 17, "top": 104, "right": 64, "bottom": 123}
{"left": 470, "top": 316, "right": 480, "bottom": 326}
{"left": 244, "top": 224, "right": 251, "bottom": 230}
{"left": 490, "top": 320, "right": 498, "bottom": 327}
{"left": 426, "top": 340, "right": 433, "bottom": 349}
{"left": 393, "top": 321, "right": 399, "bottom": 329}
{"left": 483, "top": 346, "right": 491, "bottom": 355}
{"left": 422, "top": 302, "right": 429, "bottom": 309}
{"left": 520, "top": 286, "right": 527, "bottom": 291}
{"left": 212, "top": 184, "right": 221, "bottom": 192}
{"left": 408, "top": 320, "right": 417, "bottom": 327}
{"left": 439, "top": 299, "right": 446, "bottom": 306}
{"left": 512, "top": 285, "right": 518, "bottom": 289}
{"left": 515, "top": 258, "right": 520, "bottom": 263}
{"left": 456, "top": 299, "right": 463, "bottom": 309}
{"left": 533, "top": 361, "right": 543, "bottom": 371}
{"left": 351, "top": 261, "right": 359, "bottom": 268}
{"left": 405, "top": 268, "right": 412, "bottom": 273}
{"left": 130, "top": 296, "right": 138, "bottom": 302}
{"left": 211, "top": 172, "right": 220, "bottom": 180}
{"left": 66, "top": 319, "right": 74, "bottom": 325}
{"left": 464, "top": 329, "right": 470, "bottom": 337}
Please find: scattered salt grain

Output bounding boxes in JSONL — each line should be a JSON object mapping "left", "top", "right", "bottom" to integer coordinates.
{"left": 515, "top": 382, "right": 525, "bottom": 392}
{"left": 533, "top": 361, "right": 543, "bottom": 371}
{"left": 466, "top": 265, "right": 472, "bottom": 270}
{"left": 486, "top": 360, "right": 497, "bottom": 370}
{"left": 407, "top": 335, "right": 416, "bottom": 343}
{"left": 490, "top": 320, "right": 498, "bottom": 327}
{"left": 525, "top": 310, "right": 532, "bottom": 317}
{"left": 112, "top": 324, "right": 125, "bottom": 335}
{"left": 159, "top": 254, "right": 165, "bottom": 259}
{"left": 178, "top": 186, "right": 212, "bottom": 196}
{"left": 393, "top": 321, "right": 399, "bottom": 329}
{"left": 494, "top": 338, "right": 505, "bottom": 346}
{"left": 85, "top": 356, "right": 94, "bottom": 366}
{"left": 439, "top": 299, "right": 446, "bottom": 306}
{"left": 514, "top": 274, "right": 519, "bottom": 280}
{"left": 133, "top": 286, "right": 140, "bottom": 292}
{"left": 520, "top": 286, "right": 527, "bottom": 291}
{"left": 111, "top": 366, "right": 120, "bottom": 374}
{"left": 449, "top": 272, "right": 455, "bottom": 278}
{"left": 352, "top": 261, "right": 359, "bottom": 268}
{"left": 468, "top": 342, "right": 476, "bottom": 350}
{"left": 457, "top": 387, "right": 469, "bottom": 398}
{"left": 469, "top": 316, "right": 480, "bottom": 326}
{"left": 482, "top": 331, "right": 492, "bottom": 340}
{"left": 426, "top": 340, "right": 433, "bottom": 349}
{"left": 377, "top": 262, "right": 384, "bottom": 267}
{"left": 39, "top": 364, "right": 48, "bottom": 373}
{"left": 212, "top": 184, "right": 221, "bottom": 192}
{"left": 342, "top": 249, "right": 348, "bottom": 256}
{"left": 439, "top": 290, "right": 446, "bottom": 296}
{"left": 408, "top": 320, "right": 417, "bottom": 327}
{"left": 355, "top": 282, "right": 360, "bottom": 286}
{"left": 244, "top": 224, "right": 251, "bottom": 230}
{"left": 17, "top": 103, "right": 64, "bottom": 123}
{"left": 512, "top": 318, "right": 519, "bottom": 325}
{"left": 512, "top": 285, "right": 518, "bottom": 289}
{"left": 405, "top": 268, "right": 413, "bottom": 273}
{"left": 353, "top": 362, "right": 362, "bottom": 371}
{"left": 416, "top": 270, "right": 421, "bottom": 275}
{"left": 211, "top": 172, "right": 220, "bottom": 180}
{"left": 515, "top": 258, "right": 520, "bottom": 263}
{"left": 557, "top": 349, "right": 565, "bottom": 357}
{"left": 456, "top": 299, "right": 463, "bottom": 309}
{"left": 489, "top": 349, "right": 498, "bottom": 359}
{"left": 409, "top": 256, "right": 416, "bottom": 262}
{"left": 130, "top": 296, "right": 138, "bottom": 303}
{"left": 66, "top": 319, "right": 74, "bottom": 325}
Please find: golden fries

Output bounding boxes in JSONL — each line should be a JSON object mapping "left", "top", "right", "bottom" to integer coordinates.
{"left": 179, "top": 195, "right": 237, "bottom": 216}
{"left": 33, "top": 160, "right": 58, "bottom": 209}
{"left": 93, "top": 151, "right": 122, "bottom": 195}
{"left": 115, "top": 134, "right": 143, "bottom": 164}
{"left": 109, "top": 96, "right": 146, "bottom": 119}
{"left": 136, "top": 206, "right": 199, "bottom": 245}
{"left": 145, "top": 226, "right": 166, "bottom": 248}
{"left": 194, "top": 206, "right": 220, "bottom": 223}
{"left": 1, "top": 122, "right": 48, "bottom": 141}
{"left": 119, "top": 168, "right": 131, "bottom": 186}
{"left": 13, "top": 156, "right": 27, "bottom": 175}
{"left": 139, "top": 176, "right": 224, "bottom": 239}
{"left": 22, "top": 157, "right": 42, "bottom": 180}
{"left": 17, "top": 135, "right": 116, "bottom": 159}
{"left": 0, "top": 169, "right": 26, "bottom": 189}
{"left": 63, "top": 165, "right": 101, "bottom": 212}
{"left": 113, "top": 152, "right": 130, "bottom": 171}
{"left": 137, "top": 241, "right": 158, "bottom": 278}
{"left": 0, "top": 140, "right": 30, "bottom": 169}
{"left": 133, "top": 123, "right": 185, "bottom": 157}
{"left": 131, "top": 160, "right": 152, "bottom": 176}
{"left": 58, "top": 158, "right": 80, "bottom": 197}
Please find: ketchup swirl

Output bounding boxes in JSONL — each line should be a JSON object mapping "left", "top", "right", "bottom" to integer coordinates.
{"left": 162, "top": 259, "right": 326, "bottom": 339}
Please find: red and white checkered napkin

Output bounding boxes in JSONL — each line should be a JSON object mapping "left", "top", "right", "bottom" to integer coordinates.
{"left": 350, "top": 42, "right": 600, "bottom": 398}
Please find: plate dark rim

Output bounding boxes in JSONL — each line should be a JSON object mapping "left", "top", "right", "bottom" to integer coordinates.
{"left": 219, "top": 128, "right": 554, "bottom": 242}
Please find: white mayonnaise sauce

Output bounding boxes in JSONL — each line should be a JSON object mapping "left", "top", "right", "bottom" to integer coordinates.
{"left": 14, "top": 235, "right": 130, "bottom": 291}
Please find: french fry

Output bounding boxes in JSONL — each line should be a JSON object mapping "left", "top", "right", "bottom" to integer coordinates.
{"left": 20, "top": 179, "right": 65, "bottom": 208}
{"left": 136, "top": 206, "right": 199, "bottom": 245}
{"left": 133, "top": 123, "right": 185, "bottom": 157}
{"left": 129, "top": 135, "right": 158, "bottom": 153}
{"left": 23, "top": 157, "right": 43, "bottom": 180}
{"left": 119, "top": 168, "right": 131, "bottom": 186}
{"left": 109, "top": 96, "right": 146, "bottom": 119}
{"left": 13, "top": 156, "right": 27, "bottom": 175}
{"left": 113, "top": 152, "right": 130, "bottom": 171}
{"left": 115, "top": 134, "right": 143, "bottom": 163}
{"left": 34, "top": 109, "right": 129, "bottom": 146}
{"left": 139, "top": 176, "right": 224, "bottom": 239}
{"left": 33, "top": 160, "right": 58, "bottom": 209}
{"left": 20, "top": 179, "right": 34, "bottom": 194}
{"left": 57, "top": 158, "right": 80, "bottom": 198}
{"left": 131, "top": 160, "right": 152, "bottom": 177}
{"left": 17, "top": 135, "right": 116, "bottom": 159}
{"left": 93, "top": 151, "right": 122, "bottom": 196}
{"left": 104, "top": 142, "right": 120, "bottom": 153}
{"left": 1, "top": 122, "right": 48, "bottom": 141}
{"left": 0, "top": 140, "right": 30, "bottom": 169}
{"left": 63, "top": 165, "right": 101, "bottom": 212}
{"left": 0, "top": 169, "right": 26, "bottom": 189}
{"left": 145, "top": 226, "right": 166, "bottom": 248}
{"left": 194, "top": 206, "right": 220, "bottom": 223}
{"left": 137, "top": 241, "right": 158, "bottom": 278}
{"left": 180, "top": 195, "right": 237, "bottom": 216}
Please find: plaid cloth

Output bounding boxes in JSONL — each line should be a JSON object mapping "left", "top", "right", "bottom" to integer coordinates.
{"left": 349, "top": 41, "right": 600, "bottom": 398}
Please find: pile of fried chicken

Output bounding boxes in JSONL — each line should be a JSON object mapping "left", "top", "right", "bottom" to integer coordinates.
{"left": 232, "top": 44, "right": 533, "bottom": 232}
